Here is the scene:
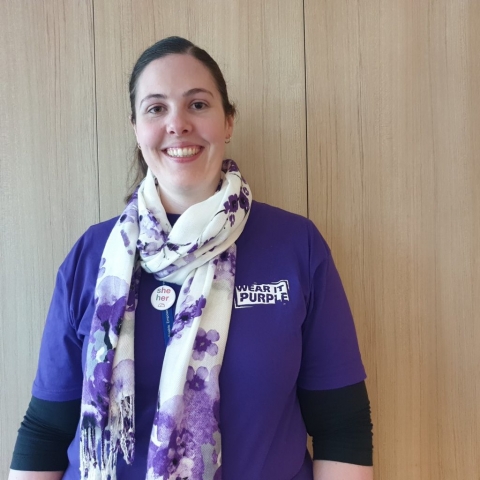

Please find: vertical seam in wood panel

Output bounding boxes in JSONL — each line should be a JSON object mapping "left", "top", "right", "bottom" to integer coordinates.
{"left": 302, "top": 0, "right": 310, "bottom": 219}
{"left": 92, "top": 0, "right": 100, "bottom": 221}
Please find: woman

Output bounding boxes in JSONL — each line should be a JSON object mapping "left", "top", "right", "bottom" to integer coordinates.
{"left": 10, "top": 37, "right": 373, "bottom": 480}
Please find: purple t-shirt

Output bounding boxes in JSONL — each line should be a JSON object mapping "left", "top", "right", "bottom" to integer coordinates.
{"left": 33, "top": 200, "right": 366, "bottom": 479}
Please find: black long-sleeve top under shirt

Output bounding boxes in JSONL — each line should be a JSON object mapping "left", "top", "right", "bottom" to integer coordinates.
{"left": 11, "top": 381, "right": 373, "bottom": 471}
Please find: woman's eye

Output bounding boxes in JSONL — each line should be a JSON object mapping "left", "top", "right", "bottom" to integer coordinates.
{"left": 147, "top": 105, "right": 165, "bottom": 114}
{"left": 191, "top": 102, "right": 207, "bottom": 110}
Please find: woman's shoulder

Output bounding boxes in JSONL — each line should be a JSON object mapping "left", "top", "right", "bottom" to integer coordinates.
{"left": 59, "top": 216, "right": 119, "bottom": 275}
{"left": 246, "top": 201, "right": 331, "bottom": 261}
{"left": 250, "top": 200, "right": 328, "bottom": 238}
{"left": 82, "top": 216, "right": 119, "bottom": 243}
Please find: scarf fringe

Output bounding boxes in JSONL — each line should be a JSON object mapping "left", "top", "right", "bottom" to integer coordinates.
{"left": 116, "top": 395, "right": 135, "bottom": 464}
{"left": 101, "top": 395, "right": 135, "bottom": 480}
{"left": 80, "top": 396, "right": 134, "bottom": 480}
{"left": 80, "top": 425, "right": 100, "bottom": 480}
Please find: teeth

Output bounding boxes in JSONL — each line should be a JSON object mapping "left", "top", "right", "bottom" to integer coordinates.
{"left": 166, "top": 147, "right": 201, "bottom": 158}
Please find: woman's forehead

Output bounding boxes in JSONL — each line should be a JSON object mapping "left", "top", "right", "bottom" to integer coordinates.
{"left": 136, "top": 54, "right": 217, "bottom": 95}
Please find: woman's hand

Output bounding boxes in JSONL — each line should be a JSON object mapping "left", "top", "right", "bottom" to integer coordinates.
{"left": 313, "top": 460, "right": 373, "bottom": 480}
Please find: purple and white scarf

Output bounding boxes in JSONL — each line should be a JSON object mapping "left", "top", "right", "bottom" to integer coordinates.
{"left": 80, "top": 159, "right": 251, "bottom": 480}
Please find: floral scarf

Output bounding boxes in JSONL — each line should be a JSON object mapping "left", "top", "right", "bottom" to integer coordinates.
{"left": 80, "top": 160, "right": 251, "bottom": 480}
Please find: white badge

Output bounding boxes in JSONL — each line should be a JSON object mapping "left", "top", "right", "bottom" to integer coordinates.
{"left": 151, "top": 285, "right": 176, "bottom": 311}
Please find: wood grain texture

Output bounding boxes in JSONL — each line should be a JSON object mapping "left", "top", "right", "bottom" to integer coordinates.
{"left": 0, "top": 1, "right": 97, "bottom": 476}
{"left": 93, "top": 0, "right": 307, "bottom": 220}
{"left": 3, "top": 1, "right": 479, "bottom": 478}
{"left": 305, "top": 1, "right": 480, "bottom": 478}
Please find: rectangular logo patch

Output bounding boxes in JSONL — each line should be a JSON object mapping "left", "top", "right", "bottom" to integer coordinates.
{"left": 234, "top": 280, "right": 290, "bottom": 308}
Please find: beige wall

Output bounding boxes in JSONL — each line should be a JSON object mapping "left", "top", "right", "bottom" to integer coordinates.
{"left": 1, "top": 1, "right": 479, "bottom": 478}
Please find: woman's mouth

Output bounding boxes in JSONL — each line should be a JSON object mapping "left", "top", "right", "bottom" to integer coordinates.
{"left": 165, "top": 146, "right": 202, "bottom": 158}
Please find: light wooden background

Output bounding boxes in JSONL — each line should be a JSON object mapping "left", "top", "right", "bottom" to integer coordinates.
{"left": 1, "top": 1, "right": 479, "bottom": 479}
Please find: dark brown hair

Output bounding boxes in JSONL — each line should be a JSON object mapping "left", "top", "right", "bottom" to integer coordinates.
{"left": 125, "top": 36, "right": 236, "bottom": 202}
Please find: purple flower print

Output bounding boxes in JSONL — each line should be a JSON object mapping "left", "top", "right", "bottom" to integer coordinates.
{"left": 154, "top": 264, "right": 180, "bottom": 284}
{"left": 119, "top": 210, "right": 136, "bottom": 224}
{"left": 223, "top": 194, "right": 239, "bottom": 214}
{"left": 222, "top": 159, "right": 239, "bottom": 173}
{"left": 149, "top": 426, "right": 195, "bottom": 478}
{"left": 136, "top": 239, "right": 163, "bottom": 257}
{"left": 170, "top": 428, "right": 194, "bottom": 460}
{"left": 84, "top": 359, "right": 114, "bottom": 426}
{"left": 171, "top": 296, "right": 207, "bottom": 337}
{"left": 187, "top": 242, "right": 198, "bottom": 254}
{"left": 212, "top": 399, "right": 220, "bottom": 425}
{"left": 182, "top": 276, "right": 194, "bottom": 295}
{"left": 178, "top": 297, "right": 206, "bottom": 324}
{"left": 166, "top": 242, "right": 179, "bottom": 252}
{"left": 111, "top": 359, "right": 134, "bottom": 399}
{"left": 219, "top": 250, "right": 231, "bottom": 263}
{"left": 186, "top": 366, "right": 209, "bottom": 392}
{"left": 182, "top": 367, "right": 222, "bottom": 477}
{"left": 239, "top": 189, "right": 250, "bottom": 213}
{"left": 215, "top": 249, "right": 236, "bottom": 277}
{"left": 152, "top": 408, "right": 177, "bottom": 442}
{"left": 80, "top": 411, "right": 98, "bottom": 431}
{"left": 91, "top": 276, "right": 129, "bottom": 336}
{"left": 121, "top": 229, "right": 130, "bottom": 248}
{"left": 126, "top": 266, "right": 141, "bottom": 312}
{"left": 192, "top": 329, "right": 219, "bottom": 361}
{"left": 215, "top": 177, "right": 224, "bottom": 192}
{"left": 140, "top": 212, "right": 167, "bottom": 242}
{"left": 96, "top": 295, "right": 127, "bottom": 336}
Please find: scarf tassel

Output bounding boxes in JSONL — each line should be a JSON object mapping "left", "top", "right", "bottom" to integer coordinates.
{"left": 80, "top": 424, "right": 100, "bottom": 480}
{"left": 116, "top": 394, "right": 136, "bottom": 465}
{"left": 103, "top": 394, "right": 136, "bottom": 480}
{"left": 80, "top": 395, "right": 135, "bottom": 480}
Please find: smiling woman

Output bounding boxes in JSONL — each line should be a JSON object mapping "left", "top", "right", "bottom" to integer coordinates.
{"left": 132, "top": 54, "right": 234, "bottom": 213}
{"left": 126, "top": 37, "right": 237, "bottom": 212}
{"left": 9, "top": 37, "right": 372, "bottom": 480}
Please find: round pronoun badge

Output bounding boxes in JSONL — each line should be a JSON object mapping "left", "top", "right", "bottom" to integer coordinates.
{"left": 151, "top": 285, "right": 176, "bottom": 311}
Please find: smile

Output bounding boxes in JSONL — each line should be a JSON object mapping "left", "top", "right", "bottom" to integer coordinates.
{"left": 165, "top": 146, "right": 202, "bottom": 158}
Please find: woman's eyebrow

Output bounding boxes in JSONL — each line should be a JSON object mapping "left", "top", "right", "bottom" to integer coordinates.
{"left": 139, "top": 93, "right": 166, "bottom": 107}
{"left": 183, "top": 88, "right": 214, "bottom": 98}
{"left": 139, "top": 89, "right": 213, "bottom": 108}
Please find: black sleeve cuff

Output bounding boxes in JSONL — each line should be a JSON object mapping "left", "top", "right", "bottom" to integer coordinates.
{"left": 298, "top": 381, "right": 373, "bottom": 466}
{"left": 11, "top": 396, "right": 81, "bottom": 471}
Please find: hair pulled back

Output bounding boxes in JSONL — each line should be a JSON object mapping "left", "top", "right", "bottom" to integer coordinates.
{"left": 126, "top": 36, "right": 236, "bottom": 202}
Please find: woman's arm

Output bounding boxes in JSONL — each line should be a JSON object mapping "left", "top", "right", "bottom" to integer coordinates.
{"left": 8, "top": 471, "right": 64, "bottom": 480}
{"left": 298, "top": 382, "right": 373, "bottom": 470}
{"left": 313, "top": 460, "right": 373, "bottom": 480}
{"left": 10, "top": 397, "right": 80, "bottom": 476}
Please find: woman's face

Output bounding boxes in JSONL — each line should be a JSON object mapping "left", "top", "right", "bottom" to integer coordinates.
{"left": 133, "top": 54, "right": 233, "bottom": 200}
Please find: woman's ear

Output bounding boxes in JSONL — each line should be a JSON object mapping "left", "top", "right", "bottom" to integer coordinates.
{"left": 225, "top": 115, "right": 234, "bottom": 139}
{"left": 130, "top": 115, "right": 138, "bottom": 140}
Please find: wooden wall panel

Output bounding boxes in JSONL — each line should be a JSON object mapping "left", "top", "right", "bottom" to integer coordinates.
{"left": 3, "top": 0, "right": 479, "bottom": 478}
{"left": 0, "top": 1, "right": 97, "bottom": 475}
{"left": 94, "top": 0, "right": 307, "bottom": 220}
{"left": 305, "top": 1, "right": 480, "bottom": 479}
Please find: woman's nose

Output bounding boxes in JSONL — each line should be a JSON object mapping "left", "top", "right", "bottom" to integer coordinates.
{"left": 166, "top": 110, "right": 192, "bottom": 135}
